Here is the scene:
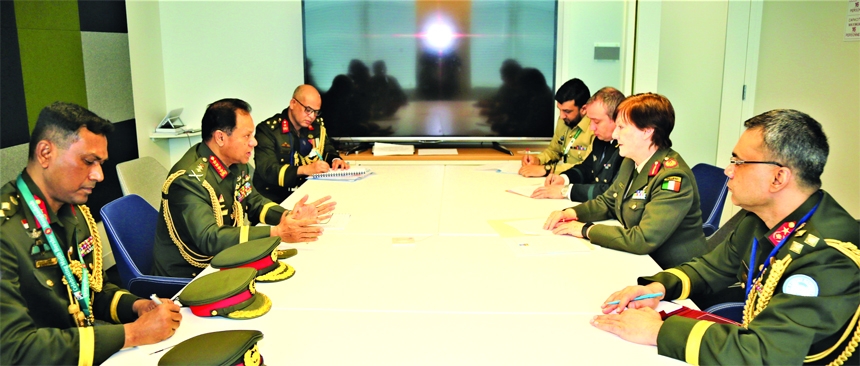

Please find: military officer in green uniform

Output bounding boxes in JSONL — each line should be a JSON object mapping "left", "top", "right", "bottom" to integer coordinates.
{"left": 519, "top": 78, "right": 595, "bottom": 177}
{"left": 593, "top": 109, "right": 860, "bottom": 365}
{"left": 1, "top": 102, "right": 181, "bottom": 365}
{"left": 531, "top": 87, "right": 626, "bottom": 202}
{"left": 544, "top": 93, "right": 708, "bottom": 269}
{"left": 253, "top": 85, "right": 349, "bottom": 203}
{"left": 153, "top": 98, "right": 335, "bottom": 278}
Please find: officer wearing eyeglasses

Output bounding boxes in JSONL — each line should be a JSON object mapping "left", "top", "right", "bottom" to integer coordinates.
{"left": 254, "top": 85, "right": 348, "bottom": 203}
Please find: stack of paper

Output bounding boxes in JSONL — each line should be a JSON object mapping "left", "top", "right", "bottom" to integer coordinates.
{"left": 372, "top": 142, "right": 414, "bottom": 156}
{"left": 308, "top": 167, "right": 373, "bottom": 182}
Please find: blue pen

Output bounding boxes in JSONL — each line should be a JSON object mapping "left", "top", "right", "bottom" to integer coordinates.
{"left": 606, "top": 292, "right": 663, "bottom": 305}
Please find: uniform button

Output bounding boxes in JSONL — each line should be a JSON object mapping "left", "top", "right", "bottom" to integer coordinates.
{"left": 631, "top": 204, "right": 637, "bottom": 210}
{"left": 613, "top": 193, "right": 618, "bottom": 198}
{"left": 46, "top": 279, "right": 54, "bottom": 287}
{"left": 595, "top": 178, "right": 599, "bottom": 182}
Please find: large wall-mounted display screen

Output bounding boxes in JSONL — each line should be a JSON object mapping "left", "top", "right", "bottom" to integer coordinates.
{"left": 303, "top": 0, "right": 557, "bottom": 142}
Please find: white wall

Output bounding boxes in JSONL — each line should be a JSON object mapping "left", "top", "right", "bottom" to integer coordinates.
{"left": 159, "top": 1, "right": 304, "bottom": 130}
{"left": 126, "top": 0, "right": 170, "bottom": 166}
{"left": 754, "top": 0, "right": 860, "bottom": 217}
{"left": 556, "top": 0, "right": 627, "bottom": 95}
{"left": 654, "top": 1, "right": 729, "bottom": 167}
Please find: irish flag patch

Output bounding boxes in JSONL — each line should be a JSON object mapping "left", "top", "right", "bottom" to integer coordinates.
{"left": 661, "top": 176, "right": 682, "bottom": 192}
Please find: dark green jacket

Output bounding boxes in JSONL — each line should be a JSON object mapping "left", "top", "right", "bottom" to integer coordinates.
{"left": 560, "top": 138, "right": 623, "bottom": 202}
{"left": 0, "top": 172, "right": 140, "bottom": 365}
{"left": 153, "top": 143, "right": 286, "bottom": 278}
{"left": 642, "top": 191, "right": 860, "bottom": 365}
{"left": 572, "top": 148, "right": 708, "bottom": 269}
{"left": 253, "top": 108, "right": 341, "bottom": 203}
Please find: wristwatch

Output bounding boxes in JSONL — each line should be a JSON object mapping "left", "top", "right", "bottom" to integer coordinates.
{"left": 544, "top": 164, "right": 552, "bottom": 173}
{"left": 561, "top": 184, "right": 573, "bottom": 199}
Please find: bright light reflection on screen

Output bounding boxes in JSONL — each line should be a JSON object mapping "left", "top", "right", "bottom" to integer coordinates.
{"left": 303, "top": 0, "right": 557, "bottom": 140}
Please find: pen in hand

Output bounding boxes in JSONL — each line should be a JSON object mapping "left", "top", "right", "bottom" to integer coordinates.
{"left": 150, "top": 294, "right": 163, "bottom": 305}
{"left": 605, "top": 292, "right": 663, "bottom": 305}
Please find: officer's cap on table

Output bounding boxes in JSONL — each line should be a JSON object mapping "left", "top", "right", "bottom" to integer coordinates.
{"left": 211, "top": 237, "right": 295, "bottom": 282}
{"left": 179, "top": 267, "right": 271, "bottom": 319}
{"left": 159, "top": 330, "right": 264, "bottom": 366}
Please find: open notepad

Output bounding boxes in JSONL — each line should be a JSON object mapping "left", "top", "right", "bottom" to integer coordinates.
{"left": 308, "top": 167, "right": 373, "bottom": 182}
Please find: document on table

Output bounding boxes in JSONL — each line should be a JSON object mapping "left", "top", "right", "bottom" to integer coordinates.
{"left": 311, "top": 213, "right": 350, "bottom": 230}
{"left": 504, "top": 218, "right": 554, "bottom": 236}
{"left": 505, "top": 236, "right": 593, "bottom": 255}
{"left": 476, "top": 161, "right": 521, "bottom": 174}
{"left": 506, "top": 184, "right": 541, "bottom": 197}
{"left": 417, "top": 148, "right": 458, "bottom": 156}
{"left": 372, "top": 142, "right": 414, "bottom": 156}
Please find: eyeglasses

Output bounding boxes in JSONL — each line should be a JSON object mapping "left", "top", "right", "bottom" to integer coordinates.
{"left": 729, "top": 156, "right": 784, "bottom": 167}
{"left": 293, "top": 98, "right": 321, "bottom": 117}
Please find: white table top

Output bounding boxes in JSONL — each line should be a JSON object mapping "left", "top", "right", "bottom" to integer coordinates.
{"left": 106, "top": 164, "right": 684, "bottom": 365}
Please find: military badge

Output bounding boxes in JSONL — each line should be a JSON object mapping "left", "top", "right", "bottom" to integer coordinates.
{"left": 661, "top": 176, "right": 682, "bottom": 192}
{"left": 664, "top": 157, "right": 678, "bottom": 168}
{"left": 782, "top": 274, "right": 819, "bottom": 297}
{"left": 281, "top": 141, "right": 291, "bottom": 149}
{"left": 78, "top": 236, "right": 95, "bottom": 256}
{"left": 803, "top": 234, "right": 819, "bottom": 247}
{"left": 789, "top": 241, "right": 804, "bottom": 254}
{"left": 648, "top": 160, "right": 662, "bottom": 177}
{"left": 633, "top": 190, "right": 647, "bottom": 200}
{"left": 281, "top": 119, "right": 290, "bottom": 133}
{"left": 768, "top": 221, "right": 796, "bottom": 246}
{"left": 209, "top": 155, "right": 229, "bottom": 179}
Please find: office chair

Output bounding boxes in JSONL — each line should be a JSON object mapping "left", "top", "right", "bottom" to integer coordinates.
{"left": 116, "top": 157, "right": 169, "bottom": 209}
{"left": 101, "top": 194, "right": 189, "bottom": 298}
{"left": 692, "top": 163, "right": 729, "bottom": 237}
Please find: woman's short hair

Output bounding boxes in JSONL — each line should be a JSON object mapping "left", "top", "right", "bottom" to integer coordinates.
{"left": 614, "top": 93, "right": 674, "bottom": 150}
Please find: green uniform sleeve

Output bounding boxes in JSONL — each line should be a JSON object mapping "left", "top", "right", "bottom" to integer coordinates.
{"left": 579, "top": 169, "right": 695, "bottom": 255}
{"left": 167, "top": 175, "right": 271, "bottom": 255}
{"left": 1, "top": 238, "right": 126, "bottom": 365}
{"left": 656, "top": 248, "right": 860, "bottom": 365}
{"left": 241, "top": 184, "right": 286, "bottom": 226}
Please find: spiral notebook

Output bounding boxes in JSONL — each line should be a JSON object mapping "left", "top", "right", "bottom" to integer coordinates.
{"left": 308, "top": 167, "right": 373, "bottom": 182}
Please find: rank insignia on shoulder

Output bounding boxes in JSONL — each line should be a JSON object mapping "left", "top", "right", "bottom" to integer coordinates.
{"left": 664, "top": 157, "right": 678, "bottom": 168}
{"left": 803, "top": 234, "right": 819, "bottom": 247}
{"left": 789, "top": 241, "right": 804, "bottom": 254}
{"left": 648, "top": 160, "right": 662, "bottom": 177}
{"left": 661, "top": 176, "right": 682, "bottom": 192}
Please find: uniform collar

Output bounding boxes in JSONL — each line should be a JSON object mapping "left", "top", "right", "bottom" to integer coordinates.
{"left": 18, "top": 170, "right": 66, "bottom": 227}
{"left": 759, "top": 190, "right": 823, "bottom": 247}
{"left": 197, "top": 143, "right": 232, "bottom": 182}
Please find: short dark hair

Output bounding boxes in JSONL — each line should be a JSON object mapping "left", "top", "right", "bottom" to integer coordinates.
{"left": 201, "top": 98, "right": 252, "bottom": 142}
{"left": 587, "top": 87, "right": 626, "bottom": 120}
{"left": 28, "top": 102, "right": 114, "bottom": 161}
{"left": 554, "top": 78, "right": 590, "bottom": 108}
{"left": 744, "top": 109, "right": 829, "bottom": 190}
{"left": 615, "top": 93, "right": 674, "bottom": 150}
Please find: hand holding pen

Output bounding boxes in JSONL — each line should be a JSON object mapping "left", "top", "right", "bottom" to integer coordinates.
{"left": 601, "top": 283, "right": 667, "bottom": 313}
{"left": 542, "top": 208, "right": 578, "bottom": 230}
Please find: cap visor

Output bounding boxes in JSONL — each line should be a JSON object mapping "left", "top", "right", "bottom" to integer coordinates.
{"left": 256, "top": 262, "right": 295, "bottom": 283}
{"left": 226, "top": 292, "right": 272, "bottom": 320}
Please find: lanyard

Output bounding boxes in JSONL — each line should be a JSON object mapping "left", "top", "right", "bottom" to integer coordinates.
{"left": 16, "top": 175, "right": 92, "bottom": 322}
{"left": 745, "top": 191, "right": 823, "bottom": 297}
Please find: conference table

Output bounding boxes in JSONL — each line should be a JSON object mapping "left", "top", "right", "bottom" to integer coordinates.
{"left": 106, "top": 165, "right": 686, "bottom": 365}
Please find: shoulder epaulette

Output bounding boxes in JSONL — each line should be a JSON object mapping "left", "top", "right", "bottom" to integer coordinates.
{"left": 182, "top": 157, "right": 211, "bottom": 183}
